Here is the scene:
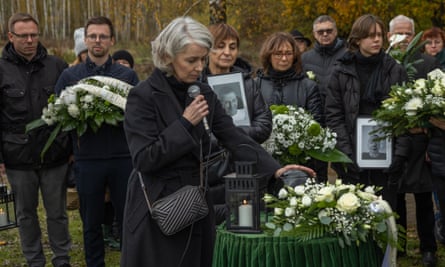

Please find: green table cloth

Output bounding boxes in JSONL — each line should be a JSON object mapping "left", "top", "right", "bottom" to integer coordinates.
{"left": 212, "top": 228, "right": 384, "bottom": 267}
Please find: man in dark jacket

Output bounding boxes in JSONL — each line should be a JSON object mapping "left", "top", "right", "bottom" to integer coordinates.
{"left": 55, "top": 16, "right": 138, "bottom": 267}
{"left": 301, "top": 15, "right": 347, "bottom": 109}
{"left": 0, "top": 13, "right": 71, "bottom": 267}
{"left": 387, "top": 14, "right": 439, "bottom": 265}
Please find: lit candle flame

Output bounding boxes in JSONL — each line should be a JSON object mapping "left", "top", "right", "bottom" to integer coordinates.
{"left": 242, "top": 200, "right": 248, "bottom": 205}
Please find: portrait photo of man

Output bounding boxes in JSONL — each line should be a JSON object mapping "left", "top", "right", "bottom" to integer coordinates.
{"left": 361, "top": 125, "right": 387, "bottom": 160}
{"left": 213, "top": 82, "right": 250, "bottom": 126}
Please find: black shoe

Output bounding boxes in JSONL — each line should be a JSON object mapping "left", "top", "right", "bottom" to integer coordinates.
{"left": 422, "top": 251, "right": 437, "bottom": 267}
{"left": 434, "top": 220, "right": 445, "bottom": 244}
{"left": 58, "top": 264, "right": 71, "bottom": 267}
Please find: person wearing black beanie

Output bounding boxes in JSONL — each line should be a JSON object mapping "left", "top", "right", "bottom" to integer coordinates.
{"left": 112, "top": 49, "right": 134, "bottom": 68}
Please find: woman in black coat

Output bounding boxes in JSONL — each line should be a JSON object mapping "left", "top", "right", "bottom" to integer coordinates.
{"left": 255, "top": 32, "right": 326, "bottom": 181}
{"left": 121, "top": 17, "right": 315, "bottom": 267}
{"left": 199, "top": 23, "right": 272, "bottom": 224}
{"left": 325, "top": 14, "right": 407, "bottom": 207}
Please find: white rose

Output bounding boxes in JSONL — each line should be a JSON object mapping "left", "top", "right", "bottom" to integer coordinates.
{"left": 274, "top": 207, "right": 284, "bottom": 216}
{"left": 289, "top": 196, "right": 298, "bottom": 206}
{"left": 285, "top": 207, "right": 296, "bottom": 217}
{"left": 302, "top": 195, "right": 312, "bottom": 207}
{"left": 336, "top": 192, "right": 361, "bottom": 213}
{"left": 315, "top": 186, "right": 335, "bottom": 202}
{"left": 294, "top": 185, "right": 305, "bottom": 196}
{"left": 278, "top": 188, "right": 288, "bottom": 199}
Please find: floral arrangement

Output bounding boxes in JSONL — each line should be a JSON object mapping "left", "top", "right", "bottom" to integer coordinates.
{"left": 262, "top": 105, "right": 351, "bottom": 165}
{"left": 26, "top": 76, "right": 133, "bottom": 157}
{"left": 263, "top": 178, "right": 398, "bottom": 249}
{"left": 373, "top": 69, "right": 445, "bottom": 137}
{"left": 387, "top": 31, "right": 426, "bottom": 80}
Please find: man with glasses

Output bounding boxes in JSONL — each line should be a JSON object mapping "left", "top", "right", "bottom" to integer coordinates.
{"left": 300, "top": 15, "right": 346, "bottom": 183}
{"left": 0, "top": 13, "right": 71, "bottom": 267}
{"left": 55, "top": 16, "right": 138, "bottom": 267}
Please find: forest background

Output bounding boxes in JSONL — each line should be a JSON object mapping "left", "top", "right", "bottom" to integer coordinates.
{"left": 0, "top": 0, "right": 444, "bottom": 78}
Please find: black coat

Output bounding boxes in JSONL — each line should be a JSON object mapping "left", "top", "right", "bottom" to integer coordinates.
{"left": 256, "top": 70, "right": 323, "bottom": 124}
{"left": 325, "top": 51, "right": 407, "bottom": 159}
{"left": 428, "top": 128, "right": 445, "bottom": 177}
{"left": 301, "top": 38, "right": 347, "bottom": 106}
{"left": 121, "top": 68, "right": 281, "bottom": 267}
{"left": 394, "top": 134, "right": 433, "bottom": 193}
{"left": 0, "top": 42, "right": 70, "bottom": 169}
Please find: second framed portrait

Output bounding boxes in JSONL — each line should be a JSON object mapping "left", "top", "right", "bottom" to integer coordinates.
{"left": 207, "top": 72, "right": 251, "bottom": 126}
{"left": 356, "top": 117, "right": 392, "bottom": 168}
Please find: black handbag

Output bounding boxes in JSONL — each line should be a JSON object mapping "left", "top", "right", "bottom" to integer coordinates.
{"left": 138, "top": 172, "right": 209, "bottom": 236}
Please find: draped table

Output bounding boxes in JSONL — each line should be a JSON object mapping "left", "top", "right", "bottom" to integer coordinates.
{"left": 212, "top": 228, "right": 384, "bottom": 267}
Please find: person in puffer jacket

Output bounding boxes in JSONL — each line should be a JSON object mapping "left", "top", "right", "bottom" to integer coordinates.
{"left": 255, "top": 31, "right": 326, "bottom": 181}
{"left": 428, "top": 117, "right": 445, "bottom": 245}
{"left": 199, "top": 23, "right": 272, "bottom": 225}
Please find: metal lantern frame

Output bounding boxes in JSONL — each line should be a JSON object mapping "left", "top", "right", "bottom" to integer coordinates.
{"left": 224, "top": 157, "right": 267, "bottom": 233}
{"left": 0, "top": 179, "right": 17, "bottom": 231}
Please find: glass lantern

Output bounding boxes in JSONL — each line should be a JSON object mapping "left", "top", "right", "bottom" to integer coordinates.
{"left": 224, "top": 160, "right": 267, "bottom": 233}
{"left": 0, "top": 175, "right": 17, "bottom": 230}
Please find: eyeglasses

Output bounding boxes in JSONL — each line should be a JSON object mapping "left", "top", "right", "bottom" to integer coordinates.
{"left": 86, "top": 34, "right": 111, "bottom": 41}
{"left": 11, "top": 32, "right": 40, "bottom": 40}
{"left": 315, "top": 29, "right": 334, "bottom": 35}
{"left": 272, "top": 51, "right": 293, "bottom": 59}
{"left": 426, "top": 40, "right": 443, "bottom": 45}
{"left": 394, "top": 32, "right": 413, "bottom": 37}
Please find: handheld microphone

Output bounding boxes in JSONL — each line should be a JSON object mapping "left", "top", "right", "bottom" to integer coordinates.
{"left": 187, "top": 85, "right": 210, "bottom": 133}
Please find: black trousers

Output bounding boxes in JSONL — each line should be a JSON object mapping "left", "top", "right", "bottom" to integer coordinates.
{"left": 396, "top": 192, "right": 437, "bottom": 253}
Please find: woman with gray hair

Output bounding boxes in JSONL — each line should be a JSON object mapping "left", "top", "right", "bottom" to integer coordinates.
{"left": 121, "top": 16, "right": 314, "bottom": 266}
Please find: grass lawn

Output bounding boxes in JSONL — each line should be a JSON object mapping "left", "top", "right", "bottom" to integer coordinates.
{"left": 0, "top": 193, "right": 445, "bottom": 266}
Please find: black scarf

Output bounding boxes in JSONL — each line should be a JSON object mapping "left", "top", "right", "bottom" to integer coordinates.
{"left": 166, "top": 75, "right": 192, "bottom": 109}
{"left": 355, "top": 50, "right": 385, "bottom": 104}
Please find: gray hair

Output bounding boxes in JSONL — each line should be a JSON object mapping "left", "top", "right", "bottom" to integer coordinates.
{"left": 388, "top": 15, "right": 415, "bottom": 33}
{"left": 151, "top": 16, "right": 213, "bottom": 76}
{"left": 313, "top": 15, "right": 337, "bottom": 31}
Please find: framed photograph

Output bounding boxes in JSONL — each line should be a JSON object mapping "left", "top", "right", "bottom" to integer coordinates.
{"left": 356, "top": 117, "right": 392, "bottom": 168}
{"left": 207, "top": 72, "right": 251, "bottom": 126}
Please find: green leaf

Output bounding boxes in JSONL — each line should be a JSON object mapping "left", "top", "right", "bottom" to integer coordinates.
{"left": 307, "top": 149, "right": 352, "bottom": 163}
{"left": 26, "top": 119, "right": 47, "bottom": 133}
{"left": 40, "top": 124, "right": 62, "bottom": 161}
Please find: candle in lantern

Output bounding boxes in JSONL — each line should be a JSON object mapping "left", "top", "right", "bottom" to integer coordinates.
{"left": 0, "top": 208, "right": 7, "bottom": 227}
{"left": 238, "top": 200, "right": 253, "bottom": 227}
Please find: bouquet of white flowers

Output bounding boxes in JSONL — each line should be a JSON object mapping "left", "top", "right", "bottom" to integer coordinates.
{"left": 373, "top": 69, "right": 445, "bottom": 137}
{"left": 262, "top": 105, "right": 351, "bottom": 165}
{"left": 26, "top": 75, "right": 133, "bottom": 158}
{"left": 263, "top": 178, "right": 398, "bottom": 249}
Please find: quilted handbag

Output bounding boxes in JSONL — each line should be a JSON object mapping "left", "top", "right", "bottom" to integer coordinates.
{"left": 138, "top": 172, "right": 209, "bottom": 236}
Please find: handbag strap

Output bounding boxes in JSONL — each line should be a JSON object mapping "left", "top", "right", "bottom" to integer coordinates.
{"left": 138, "top": 139, "right": 208, "bottom": 214}
{"left": 138, "top": 171, "right": 153, "bottom": 214}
